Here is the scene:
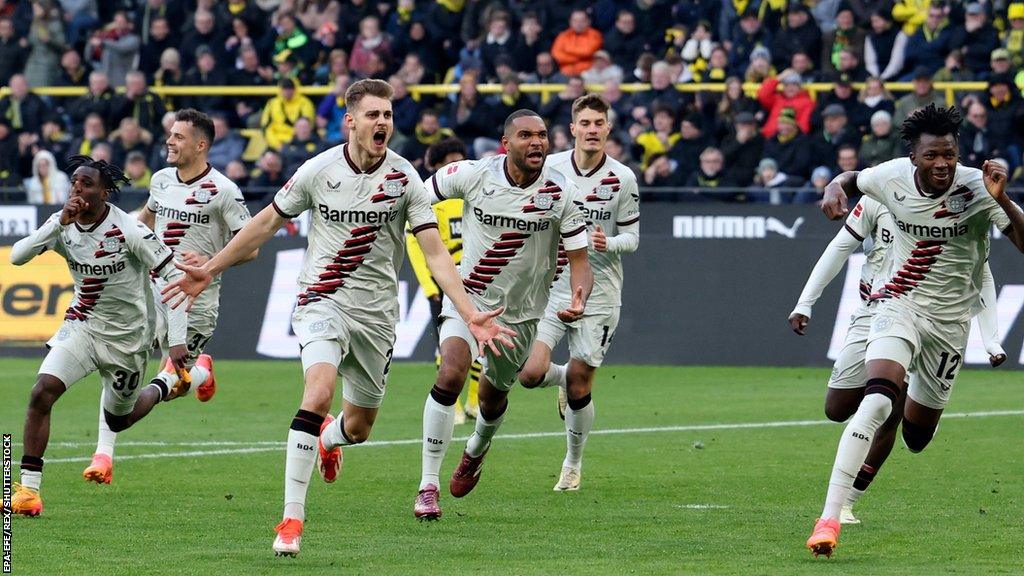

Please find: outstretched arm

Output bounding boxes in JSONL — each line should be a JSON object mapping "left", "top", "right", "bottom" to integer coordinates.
{"left": 789, "top": 227, "right": 864, "bottom": 334}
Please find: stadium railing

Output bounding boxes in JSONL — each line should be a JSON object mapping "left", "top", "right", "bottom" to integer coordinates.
{"left": 0, "top": 81, "right": 991, "bottom": 106}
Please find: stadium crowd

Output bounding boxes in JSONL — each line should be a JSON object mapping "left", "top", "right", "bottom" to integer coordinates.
{"left": 3, "top": 0, "right": 1024, "bottom": 203}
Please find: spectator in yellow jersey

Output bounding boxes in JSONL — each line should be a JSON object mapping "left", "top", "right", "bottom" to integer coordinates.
{"left": 406, "top": 137, "right": 481, "bottom": 424}
{"left": 261, "top": 77, "right": 316, "bottom": 150}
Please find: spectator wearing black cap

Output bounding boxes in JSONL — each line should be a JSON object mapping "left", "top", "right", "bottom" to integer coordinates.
{"left": 984, "top": 73, "right": 1024, "bottom": 164}
{"left": 719, "top": 111, "right": 764, "bottom": 187}
{"left": 902, "top": 5, "right": 952, "bottom": 79}
{"left": 811, "top": 104, "right": 861, "bottom": 172}
{"left": 668, "top": 114, "right": 712, "bottom": 184}
{"left": 814, "top": 76, "right": 871, "bottom": 133}
{"left": 864, "top": 11, "right": 907, "bottom": 81}
{"left": 951, "top": 3, "right": 999, "bottom": 79}
{"left": 727, "top": 9, "right": 772, "bottom": 78}
{"left": 771, "top": 5, "right": 821, "bottom": 71}
{"left": 763, "top": 108, "right": 812, "bottom": 180}
{"left": 893, "top": 67, "right": 945, "bottom": 123}
{"left": 262, "top": 77, "right": 316, "bottom": 150}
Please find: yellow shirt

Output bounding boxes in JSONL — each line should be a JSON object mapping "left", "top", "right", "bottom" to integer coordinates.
{"left": 406, "top": 199, "right": 464, "bottom": 298}
{"left": 261, "top": 93, "right": 316, "bottom": 150}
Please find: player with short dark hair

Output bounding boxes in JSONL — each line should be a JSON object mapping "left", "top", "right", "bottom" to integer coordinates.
{"left": 161, "top": 79, "right": 513, "bottom": 557}
{"left": 518, "top": 94, "right": 640, "bottom": 492}
{"left": 8, "top": 155, "right": 189, "bottom": 516}
{"left": 80, "top": 108, "right": 257, "bottom": 485}
{"left": 807, "top": 104, "right": 1024, "bottom": 557}
{"left": 413, "top": 109, "right": 594, "bottom": 520}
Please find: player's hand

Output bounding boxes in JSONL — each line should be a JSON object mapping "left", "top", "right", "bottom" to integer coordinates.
{"left": 788, "top": 312, "right": 809, "bottom": 335}
{"left": 161, "top": 262, "right": 213, "bottom": 311}
{"left": 180, "top": 251, "right": 210, "bottom": 267}
{"left": 983, "top": 160, "right": 1008, "bottom": 201}
{"left": 60, "top": 196, "right": 88, "bottom": 225}
{"left": 591, "top": 225, "right": 607, "bottom": 252}
{"left": 821, "top": 180, "right": 849, "bottom": 220}
{"left": 466, "top": 306, "right": 517, "bottom": 357}
{"left": 557, "top": 286, "right": 586, "bottom": 323}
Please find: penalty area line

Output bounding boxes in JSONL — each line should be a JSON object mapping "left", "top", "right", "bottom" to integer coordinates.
{"left": 43, "top": 409, "right": 1024, "bottom": 464}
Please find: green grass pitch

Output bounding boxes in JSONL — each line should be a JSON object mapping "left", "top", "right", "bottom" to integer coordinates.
{"left": 1, "top": 359, "right": 1021, "bottom": 575}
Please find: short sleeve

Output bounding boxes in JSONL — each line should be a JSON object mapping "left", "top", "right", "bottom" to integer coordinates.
{"left": 219, "top": 183, "right": 252, "bottom": 233}
{"left": 425, "top": 160, "right": 475, "bottom": 202}
{"left": 855, "top": 164, "right": 885, "bottom": 203}
{"left": 985, "top": 195, "right": 1014, "bottom": 232}
{"left": 403, "top": 171, "right": 438, "bottom": 234}
{"left": 560, "top": 181, "right": 588, "bottom": 251}
{"left": 272, "top": 162, "right": 315, "bottom": 218}
{"left": 843, "top": 197, "right": 875, "bottom": 242}
{"left": 146, "top": 193, "right": 159, "bottom": 213}
{"left": 125, "top": 219, "right": 174, "bottom": 274}
{"left": 616, "top": 172, "right": 640, "bottom": 227}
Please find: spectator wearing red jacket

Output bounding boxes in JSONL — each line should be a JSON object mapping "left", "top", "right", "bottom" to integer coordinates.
{"left": 757, "top": 69, "right": 813, "bottom": 137}
{"left": 551, "top": 9, "right": 602, "bottom": 76}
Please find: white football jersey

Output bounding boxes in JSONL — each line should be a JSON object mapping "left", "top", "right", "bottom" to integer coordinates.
{"left": 545, "top": 150, "right": 640, "bottom": 309}
{"left": 843, "top": 195, "right": 895, "bottom": 300}
{"left": 427, "top": 155, "right": 588, "bottom": 324}
{"left": 273, "top": 144, "right": 437, "bottom": 324}
{"left": 857, "top": 158, "right": 1011, "bottom": 322}
{"left": 12, "top": 205, "right": 185, "bottom": 351}
{"left": 147, "top": 164, "right": 251, "bottom": 317}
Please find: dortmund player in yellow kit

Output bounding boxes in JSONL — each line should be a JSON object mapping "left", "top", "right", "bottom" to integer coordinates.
{"left": 406, "top": 137, "right": 481, "bottom": 424}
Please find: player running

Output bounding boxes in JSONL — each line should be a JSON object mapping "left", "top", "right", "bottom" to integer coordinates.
{"left": 160, "top": 79, "right": 514, "bottom": 557}
{"left": 82, "top": 109, "right": 255, "bottom": 485}
{"left": 413, "top": 109, "right": 594, "bottom": 520}
{"left": 789, "top": 195, "right": 1005, "bottom": 525}
{"left": 518, "top": 94, "right": 640, "bottom": 492}
{"left": 806, "top": 104, "right": 1024, "bottom": 557}
{"left": 405, "top": 137, "right": 482, "bottom": 425}
{"left": 7, "top": 155, "right": 189, "bottom": 516}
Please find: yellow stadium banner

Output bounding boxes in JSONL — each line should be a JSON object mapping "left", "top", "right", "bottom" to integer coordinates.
{"left": 0, "top": 247, "right": 75, "bottom": 343}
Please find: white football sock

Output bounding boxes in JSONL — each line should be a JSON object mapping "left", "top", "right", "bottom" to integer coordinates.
{"left": 564, "top": 399, "right": 594, "bottom": 469}
{"left": 845, "top": 487, "right": 865, "bottom": 507}
{"left": 466, "top": 408, "right": 505, "bottom": 458}
{"left": 95, "top": 396, "right": 116, "bottom": 458}
{"left": 320, "top": 415, "right": 356, "bottom": 451}
{"left": 420, "top": 395, "right": 455, "bottom": 490}
{"left": 821, "top": 393, "right": 893, "bottom": 520}
{"left": 20, "top": 469, "right": 42, "bottom": 491}
{"left": 283, "top": 428, "right": 318, "bottom": 521}
{"left": 189, "top": 364, "right": 209, "bottom": 387}
{"left": 537, "top": 363, "right": 567, "bottom": 388}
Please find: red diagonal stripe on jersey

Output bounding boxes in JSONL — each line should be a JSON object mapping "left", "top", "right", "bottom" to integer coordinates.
{"left": 892, "top": 277, "right": 918, "bottom": 287}
{"left": 326, "top": 263, "right": 359, "bottom": 272}
{"left": 344, "top": 234, "right": 377, "bottom": 248}
{"left": 384, "top": 171, "right": 406, "bottom": 180}
{"left": 318, "top": 271, "right": 349, "bottom": 281}
{"left": 93, "top": 250, "right": 112, "bottom": 258}
{"left": 350, "top": 225, "right": 381, "bottom": 237}
{"left": 337, "top": 245, "right": 372, "bottom": 257}
{"left": 333, "top": 256, "right": 365, "bottom": 265}
{"left": 163, "top": 229, "right": 187, "bottom": 238}
{"left": 166, "top": 222, "right": 189, "bottom": 230}
{"left": 600, "top": 177, "right": 620, "bottom": 185}
{"left": 911, "top": 246, "right": 943, "bottom": 256}
{"left": 82, "top": 277, "right": 105, "bottom": 284}
{"left": 164, "top": 239, "right": 180, "bottom": 246}
{"left": 479, "top": 258, "right": 509, "bottom": 266}
{"left": 493, "top": 240, "right": 524, "bottom": 249}
{"left": 897, "top": 270, "right": 926, "bottom": 281}
{"left": 309, "top": 280, "right": 345, "bottom": 293}
{"left": 885, "top": 283, "right": 909, "bottom": 295}
{"left": 556, "top": 258, "right": 569, "bottom": 265}
{"left": 469, "top": 273, "right": 494, "bottom": 283}
{"left": 200, "top": 181, "right": 217, "bottom": 189}
{"left": 104, "top": 228, "right": 122, "bottom": 237}
{"left": 484, "top": 249, "right": 517, "bottom": 258}
{"left": 907, "top": 257, "right": 937, "bottom": 266}
{"left": 463, "top": 279, "right": 487, "bottom": 291}
{"left": 501, "top": 232, "right": 529, "bottom": 240}
{"left": 474, "top": 265, "right": 501, "bottom": 275}
{"left": 522, "top": 205, "right": 543, "bottom": 213}
{"left": 915, "top": 240, "right": 947, "bottom": 247}
{"left": 904, "top": 265, "right": 930, "bottom": 273}
{"left": 80, "top": 284, "right": 104, "bottom": 294}
{"left": 538, "top": 185, "right": 562, "bottom": 194}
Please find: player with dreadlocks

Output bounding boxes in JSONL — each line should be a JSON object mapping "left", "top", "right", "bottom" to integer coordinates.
{"left": 6, "top": 154, "right": 190, "bottom": 516}
{"left": 805, "top": 104, "right": 1024, "bottom": 557}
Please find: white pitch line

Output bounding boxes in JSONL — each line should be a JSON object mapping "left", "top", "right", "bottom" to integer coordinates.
{"left": 42, "top": 409, "right": 1024, "bottom": 464}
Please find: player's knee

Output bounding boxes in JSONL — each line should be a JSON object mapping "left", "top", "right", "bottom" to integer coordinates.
{"left": 27, "top": 377, "right": 63, "bottom": 413}
{"left": 434, "top": 365, "right": 467, "bottom": 394}
{"left": 478, "top": 398, "right": 508, "bottom": 422}
{"left": 104, "top": 413, "right": 130, "bottom": 433}
{"left": 824, "top": 402, "right": 855, "bottom": 423}
{"left": 429, "top": 384, "right": 460, "bottom": 407}
{"left": 518, "top": 368, "right": 545, "bottom": 389}
{"left": 300, "top": 380, "right": 334, "bottom": 414}
{"left": 901, "top": 419, "right": 936, "bottom": 453}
